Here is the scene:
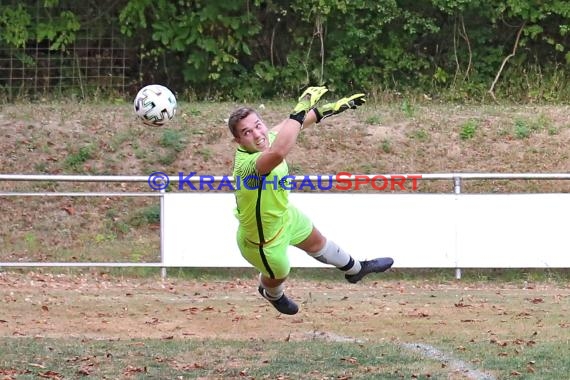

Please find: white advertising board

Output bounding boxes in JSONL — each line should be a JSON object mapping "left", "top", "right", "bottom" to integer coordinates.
{"left": 162, "top": 193, "right": 457, "bottom": 268}
{"left": 163, "top": 192, "right": 569, "bottom": 268}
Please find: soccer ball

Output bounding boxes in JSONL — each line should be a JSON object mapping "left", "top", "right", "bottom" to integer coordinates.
{"left": 133, "top": 84, "right": 177, "bottom": 126}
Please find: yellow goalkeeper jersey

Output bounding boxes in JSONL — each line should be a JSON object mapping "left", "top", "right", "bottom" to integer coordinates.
{"left": 232, "top": 131, "right": 290, "bottom": 244}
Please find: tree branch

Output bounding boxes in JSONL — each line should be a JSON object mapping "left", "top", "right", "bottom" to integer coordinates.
{"left": 459, "top": 14, "right": 472, "bottom": 80}
{"left": 488, "top": 22, "right": 526, "bottom": 102}
{"left": 453, "top": 16, "right": 460, "bottom": 85}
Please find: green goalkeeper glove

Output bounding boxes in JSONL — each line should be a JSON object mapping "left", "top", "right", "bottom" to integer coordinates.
{"left": 313, "top": 93, "right": 366, "bottom": 123}
{"left": 289, "top": 86, "right": 329, "bottom": 124}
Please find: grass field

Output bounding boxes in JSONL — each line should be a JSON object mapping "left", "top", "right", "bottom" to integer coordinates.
{"left": 0, "top": 270, "right": 569, "bottom": 379}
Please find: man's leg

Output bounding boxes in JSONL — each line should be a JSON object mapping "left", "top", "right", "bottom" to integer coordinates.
{"left": 296, "top": 227, "right": 394, "bottom": 283}
{"left": 237, "top": 229, "right": 298, "bottom": 315}
{"left": 257, "top": 273, "right": 298, "bottom": 315}
{"left": 295, "top": 227, "right": 361, "bottom": 274}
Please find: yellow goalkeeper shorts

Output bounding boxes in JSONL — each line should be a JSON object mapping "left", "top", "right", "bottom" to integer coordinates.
{"left": 236, "top": 204, "right": 313, "bottom": 279}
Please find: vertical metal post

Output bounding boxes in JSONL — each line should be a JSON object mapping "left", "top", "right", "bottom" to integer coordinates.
{"left": 453, "top": 175, "right": 462, "bottom": 280}
{"left": 453, "top": 176, "right": 462, "bottom": 195}
{"left": 160, "top": 187, "right": 167, "bottom": 279}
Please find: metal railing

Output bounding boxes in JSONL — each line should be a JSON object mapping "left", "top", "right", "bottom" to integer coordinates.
{"left": 2, "top": 173, "right": 570, "bottom": 278}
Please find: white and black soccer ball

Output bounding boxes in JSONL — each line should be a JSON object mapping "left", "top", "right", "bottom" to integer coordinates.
{"left": 133, "top": 84, "right": 177, "bottom": 126}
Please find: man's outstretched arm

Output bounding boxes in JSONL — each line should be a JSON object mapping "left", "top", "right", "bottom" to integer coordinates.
{"left": 256, "top": 86, "right": 328, "bottom": 174}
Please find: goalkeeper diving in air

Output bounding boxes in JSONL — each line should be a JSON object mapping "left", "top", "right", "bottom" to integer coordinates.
{"left": 228, "top": 86, "right": 394, "bottom": 315}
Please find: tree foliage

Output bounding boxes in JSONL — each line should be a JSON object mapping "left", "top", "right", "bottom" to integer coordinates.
{"left": 1, "top": 0, "right": 569, "bottom": 101}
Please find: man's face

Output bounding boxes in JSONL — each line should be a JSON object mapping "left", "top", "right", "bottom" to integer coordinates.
{"left": 233, "top": 112, "right": 269, "bottom": 152}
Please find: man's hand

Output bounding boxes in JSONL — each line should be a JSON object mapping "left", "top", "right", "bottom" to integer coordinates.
{"left": 289, "top": 86, "right": 328, "bottom": 124}
{"left": 313, "top": 93, "right": 366, "bottom": 123}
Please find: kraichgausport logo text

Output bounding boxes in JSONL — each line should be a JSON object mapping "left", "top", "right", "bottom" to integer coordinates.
{"left": 147, "top": 172, "right": 422, "bottom": 191}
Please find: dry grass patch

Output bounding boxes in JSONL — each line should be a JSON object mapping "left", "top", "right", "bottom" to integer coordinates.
{"left": 0, "top": 272, "right": 568, "bottom": 379}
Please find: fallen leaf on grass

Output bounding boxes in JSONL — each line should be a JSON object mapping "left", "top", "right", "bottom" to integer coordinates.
{"left": 123, "top": 365, "right": 146, "bottom": 376}
{"left": 145, "top": 317, "right": 159, "bottom": 325}
{"left": 61, "top": 206, "right": 75, "bottom": 215}
{"left": 65, "top": 356, "right": 93, "bottom": 363}
{"left": 38, "top": 370, "right": 63, "bottom": 379}
{"left": 408, "top": 309, "right": 430, "bottom": 318}
{"left": 340, "top": 356, "right": 358, "bottom": 365}
{"left": 0, "top": 368, "right": 32, "bottom": 376}
{"left": 179, "top": 363, "right": 204, "bottom": 370}
{"left": 181, "top": 307, "right": 199, "bottom": 314}
{"left": 516, "top": 311, "right": 531, "bottom": 317}
{"left": 76, "top": 364, "right": 94, "bottom": 376}
{"left": 490, "top": 338, "right": 508, "bottom": 347}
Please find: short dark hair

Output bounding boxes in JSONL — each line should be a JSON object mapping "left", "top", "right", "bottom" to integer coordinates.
{"left": 228, "top": 107, "right": 256, "bottom": 138}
